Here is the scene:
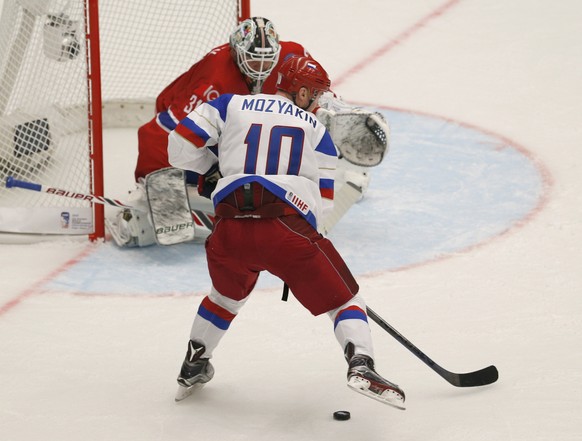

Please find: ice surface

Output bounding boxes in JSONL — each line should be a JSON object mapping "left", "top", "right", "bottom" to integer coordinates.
{"left": 1, "top": 0, "right": 581, "bottom": 440}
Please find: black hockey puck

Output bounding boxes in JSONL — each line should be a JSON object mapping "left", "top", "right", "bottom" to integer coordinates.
{"left": 333, "top": 411, "right": 351, "bottom": 421}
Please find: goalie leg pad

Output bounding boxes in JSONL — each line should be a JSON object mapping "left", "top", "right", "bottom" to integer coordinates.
{"left": 146, "top": 167, "right": 195, "bottom": 245}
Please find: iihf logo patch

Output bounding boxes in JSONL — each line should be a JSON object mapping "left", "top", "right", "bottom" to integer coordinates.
{"left": 285, "top": 191, "right": 310, "bottom": 215}
{"left": 60, "top": 211, "right": 70, "bottom": 228}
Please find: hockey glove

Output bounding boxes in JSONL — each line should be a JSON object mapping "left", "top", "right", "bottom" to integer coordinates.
{"left": 197, "top": 163, "right": 222, "bottom": 199}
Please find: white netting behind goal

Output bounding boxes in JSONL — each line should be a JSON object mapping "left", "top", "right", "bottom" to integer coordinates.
{"left": 0, "top": 0, "right": 241, "bottom": 238}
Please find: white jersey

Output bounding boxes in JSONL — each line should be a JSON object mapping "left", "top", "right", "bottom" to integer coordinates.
{"left": 168, "top": 93, "right": 338, "bottom": 229}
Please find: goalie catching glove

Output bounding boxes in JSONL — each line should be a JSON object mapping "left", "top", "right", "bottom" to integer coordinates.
{"left": 316, "top": 94, "right": 389, "bottom": 167}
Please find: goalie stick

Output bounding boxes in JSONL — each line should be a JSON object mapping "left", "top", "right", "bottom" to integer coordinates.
{"left": 321, "top": 180, "right": 363, "bottom": 234}
{"left": 366, "top": 306, "right": 499, "bottom": 387}
{"left": 5, "top": 176, "right": 143, "bottom": 211}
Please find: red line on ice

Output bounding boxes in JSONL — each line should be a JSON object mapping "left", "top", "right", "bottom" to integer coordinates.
{"left": 0, "top": 244, "right": 97, "bottom": 317}
{"left": 333, "top": 0, "right": 463, "bottom": 87}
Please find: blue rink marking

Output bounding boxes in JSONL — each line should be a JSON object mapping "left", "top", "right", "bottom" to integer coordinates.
{"left": 46, "top": 108, "right": 544, "bottom": 295}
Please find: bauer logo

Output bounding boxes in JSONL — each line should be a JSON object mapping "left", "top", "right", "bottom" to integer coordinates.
{"left": 155, "top": 221, "right": 194, "bottom": 234}
{"left": 47, "top": 187, "right": 94, "bottom": 201}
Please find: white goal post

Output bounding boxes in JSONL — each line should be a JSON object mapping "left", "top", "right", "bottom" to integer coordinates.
{"left": 0, "top": 0, "right": 250, "bottom": 242}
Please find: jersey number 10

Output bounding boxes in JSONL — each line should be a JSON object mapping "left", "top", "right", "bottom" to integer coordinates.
{"left": 243, "top": 124, "right": 305, "bottom": 175}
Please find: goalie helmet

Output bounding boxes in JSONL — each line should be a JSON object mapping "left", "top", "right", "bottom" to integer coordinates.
{"left": 229, "top": 17, "right": 281, "bottom": 85}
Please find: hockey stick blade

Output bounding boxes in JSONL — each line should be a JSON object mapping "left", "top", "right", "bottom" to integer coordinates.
{"left": 366, "top": 306, "right": 498, "bottom": 388}
{"left": 441, "top": 364, "right": 499, "bottom": 388}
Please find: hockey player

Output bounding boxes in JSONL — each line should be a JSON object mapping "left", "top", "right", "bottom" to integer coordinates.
{"left": 110, "top": 16, "right": 389, "bottom": 247}
{"left": 168, "top": 56, "right": 405, "bottom": 409}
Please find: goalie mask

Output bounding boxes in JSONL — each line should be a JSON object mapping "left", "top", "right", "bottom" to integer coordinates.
{"left": 230, "top": 17, "right": 281, "bottom": 87}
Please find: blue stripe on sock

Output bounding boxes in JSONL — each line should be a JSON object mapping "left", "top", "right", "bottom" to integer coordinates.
{"left": 334, "top": 308, "right": 368, "bottom": 330}
{"left": 197, "top": 305, "right": 232, "bottom": 330}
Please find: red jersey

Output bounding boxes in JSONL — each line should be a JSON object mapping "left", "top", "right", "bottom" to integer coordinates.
{"left": 156, "top": 41, "right": 311, "bottom": 122}
{"left": 135, "top": 41, "right": 311, "bottom": 180}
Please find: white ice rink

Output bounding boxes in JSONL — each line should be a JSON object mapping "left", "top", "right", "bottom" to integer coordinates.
{"left": 1, "top": 0, "right": 582, "bottom": 440}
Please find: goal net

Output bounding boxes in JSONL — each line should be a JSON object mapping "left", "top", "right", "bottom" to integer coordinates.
{"left": 0, "top": 0, "right": 248, "bottom": 241}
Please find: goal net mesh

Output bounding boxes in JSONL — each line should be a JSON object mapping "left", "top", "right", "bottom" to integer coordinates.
{"left": 0, "top": 0, "right": 240, "bottom": 236}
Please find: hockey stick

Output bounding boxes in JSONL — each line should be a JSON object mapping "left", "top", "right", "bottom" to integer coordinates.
{"left": 322, "top": 180, "right": 363, "bottom": 234}
{"left": 5, "top": 176, "right": 143, "bottom": 211}
{"left": 191, "top": 209, "right": 214, "bottom": 231}
{"left": 366, "top": 306, "right": 499, "bottom": 387}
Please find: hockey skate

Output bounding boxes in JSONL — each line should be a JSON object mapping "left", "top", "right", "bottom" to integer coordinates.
{"left": 175, "top": 340, "right": 214, "bottom": 402}
{"left": 105, "top": 181, "right": 156, "bottom": 247}
{"left": 347, "top": 354, "right": 406, "bottom": 410}
{"left": 106, "top": 208, "right": 156, "bottom": 247}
